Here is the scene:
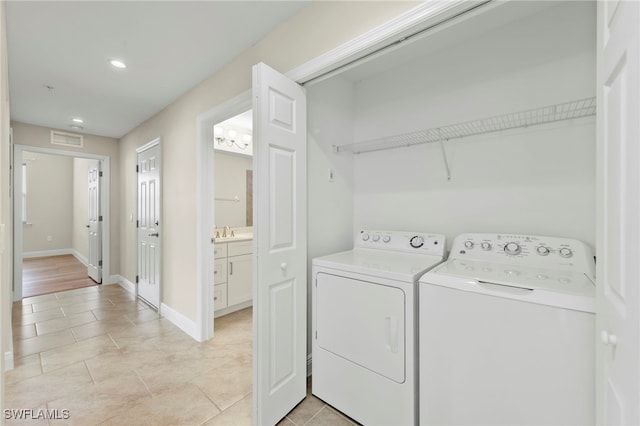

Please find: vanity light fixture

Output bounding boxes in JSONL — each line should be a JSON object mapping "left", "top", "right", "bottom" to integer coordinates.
{"left": 214, "top": 126, "right": 250, "bottom": 150}
{"left": 109, "top": 59, "right": 127, "bottom": 69}
{"left": 70, "top": 125, "right": 83, "bottom": 131}
{"left": 72, "top": 118, "right": 84, "bottom": 123}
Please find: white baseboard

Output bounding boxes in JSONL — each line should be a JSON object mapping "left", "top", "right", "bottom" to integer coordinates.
{"left": 117, "top": 276, "right": 136, "bottom": 294}
{"left": 23, "top": 248, "right": 74, "bottom": 258}
{"left": 5, "top": 351, "right": 14, "bottom": 371}
{"left": 101, "top": 274, "right": 121, "bottom": 285}
{"left": 70, "top": 249, "right": 88, "bottom": 266}
{"left": 161, "top": 303, "right": 200, "bottom": 342}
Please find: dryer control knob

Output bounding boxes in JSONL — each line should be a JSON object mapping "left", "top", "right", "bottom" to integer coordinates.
{"left": 361, "top": 233, "right": 370, "bottom": 241}
{"left": 383, "top": 236, "right": 391, "bottom": 243}
{"left": 464, "top": 241, "right": 474, "bottom": 249}
{"left": 481, "top": 242, "right": 492, "bottom": 251}
{"left": 410, "top": 236, "right": 424, "bottom": 248}
{"left": 504, "top": 242, "right": 521, "bottom": 255}
{"left": 537, "top": 246, "right": 550, "bottom": 256}
{"left": 372, "top": 235, "right": 380, "bottom": 242}
{"left": 559, "top": 247, "right": 573, "bottom": 258}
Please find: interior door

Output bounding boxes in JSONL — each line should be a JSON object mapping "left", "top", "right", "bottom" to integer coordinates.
{"left": 596, "top": 1, "right": 640, "bottom": 424}
{"left": 137, "top": 143, "right": 161, "bottom": 309}
{"left": 252, "top": 62, "right": 307, "bottom": 426}
{"left": 87, "top": 160, "right": 102, "bottom": 283}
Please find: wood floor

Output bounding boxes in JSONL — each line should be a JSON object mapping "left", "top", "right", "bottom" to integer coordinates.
{"left": 22, "top": 254, "right": 97, "bottom": 298}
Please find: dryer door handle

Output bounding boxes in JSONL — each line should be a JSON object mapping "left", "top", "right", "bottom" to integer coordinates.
{"left": 385, "top": 316, "right": 398, "bottom": 354}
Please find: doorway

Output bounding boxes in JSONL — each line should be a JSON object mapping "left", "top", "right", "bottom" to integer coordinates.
{"left": 13, "top": 145, "right": 111, "bottom": 301}
{"left": 136, "top": 139, "right": 161, "bottom": 310}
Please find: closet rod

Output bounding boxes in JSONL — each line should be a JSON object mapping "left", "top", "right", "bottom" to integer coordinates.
{"left": 334, "top": 97, "right": 596, "bottom": 155}
{"left": 215, "top": 196, "right": 240, "bottom": 202}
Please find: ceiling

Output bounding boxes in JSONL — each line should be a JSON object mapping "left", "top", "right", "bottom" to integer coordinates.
{"left": 6, "top": 1, "right": 309, "bottom": 139}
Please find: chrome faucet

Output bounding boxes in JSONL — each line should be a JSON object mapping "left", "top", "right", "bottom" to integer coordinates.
{"left": 222, "top": 225, "right": 230, "bottom": 238}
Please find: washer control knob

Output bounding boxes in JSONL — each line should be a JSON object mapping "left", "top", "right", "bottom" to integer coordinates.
{"left": 536, "top": 246, "right": 550, "bottom": 256}
{"left": 559, "top": 247, "right": 573, "bottom": 258}
{"left": 372, "top": 235, "right": 380, "bottom": 242}
{"left": 464, "top": 240, "right": 474, "bottom": 249}
{"left": 382, "top": 236, "right": 391, "bottom": 243}
{"left": 481, "top": 242, "right": 492, "bottom": 251}
{"left": 504, "top": 242, "right": 521, "bottom": 255}
{"left": 361, "top": 233, "right": 370, "bottom": 242}
{"left": 410, "top": 235, "right": 424, "bottom": 248}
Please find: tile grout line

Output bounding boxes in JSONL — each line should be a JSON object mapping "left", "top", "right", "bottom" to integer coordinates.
{"left": 133, "top": 369, "right": 154, "bottom": 398}
{"left": 84, "top": 360, "right": 97, "bottom": 385}
{"left": 106, "top": 332, "right": 121, "bottom": 350}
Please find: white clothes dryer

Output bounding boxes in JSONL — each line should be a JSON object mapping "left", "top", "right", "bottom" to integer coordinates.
{"left": 312, "top": 230, "right": 446, "bottom": 426}
{"left": 419, "top": 233, "right": 596, "bottom": 425}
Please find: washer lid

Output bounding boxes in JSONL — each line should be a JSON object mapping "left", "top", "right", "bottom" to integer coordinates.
{"left": 313, "top": 248, "right": 445, "bottom": 282}
{"left": 421, "top": 259, "right": 595, "bottom": 313}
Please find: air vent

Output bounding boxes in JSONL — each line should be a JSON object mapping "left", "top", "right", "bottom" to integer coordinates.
{"left": 50, "top": 130, "right": 83, "bottom": 148}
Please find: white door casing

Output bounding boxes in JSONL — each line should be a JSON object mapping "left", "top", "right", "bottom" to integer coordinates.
{"left": 87, "top": 160, "right": 102, "bottom": 283}
{"left": 137, "top": 140, "right": 161, "bottom": 309}
{"left": 596, "top": 1, "right": 640, "bottom": 424}
{"left": 252, "top": 62, "right": 307, "bottom": 426}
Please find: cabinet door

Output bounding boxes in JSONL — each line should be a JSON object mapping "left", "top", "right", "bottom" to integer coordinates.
{"left": 214, "top": 259, "right": 227, "bottom": 285}
{"left": 214, "top": 243, "right": 227, "bottom": 259}
{"left": 214, "top": 284, "right": 228, "bottom": 311}
{"left": 228, "top": 253, "right": 253, "bottom": 306}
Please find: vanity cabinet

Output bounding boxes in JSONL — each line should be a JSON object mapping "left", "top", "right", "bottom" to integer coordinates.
{"left": 214, "top": 239, "right": 253, "bottom": 316}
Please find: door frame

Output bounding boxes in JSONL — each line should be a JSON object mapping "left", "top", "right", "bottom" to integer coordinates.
{"left": 12, "top": 144, "right": 111, "bottom": 301}
{"left": 196, "top": 92, "right": 252, "bottom": 341}
{"left": 194, "top": 0, "right": 495, "bottom": 342}
{"left": 136, "top": 138, "right": 162, "bottom": 312}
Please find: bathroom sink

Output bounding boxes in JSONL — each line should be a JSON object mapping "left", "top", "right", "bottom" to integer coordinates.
{"left": 215, "top": 233, "right": 253, "bottom": 243}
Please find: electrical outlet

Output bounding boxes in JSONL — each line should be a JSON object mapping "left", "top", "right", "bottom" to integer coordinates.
{"left": 47, "top": 235, "right": 53, "bottom": 241}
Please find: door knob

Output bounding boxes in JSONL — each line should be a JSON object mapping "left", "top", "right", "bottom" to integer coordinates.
{"left": 281, "top": 263, "right": 288, "bottom": 271}
{"left": 148, "top": 233, "right": 159, "bottom": 237}
{"left": 86, "top": 225, "right": 90, "bottom": 228}
{"left": 600, "top": 330, "right": 618, "bottom": 346}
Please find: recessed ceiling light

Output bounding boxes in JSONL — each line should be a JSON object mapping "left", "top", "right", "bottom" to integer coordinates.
{"left": 72, "top": 118, "right": 84, "bottom": 123}
{"left": 70, "top": 125, "right": 83, "bottom": 131}
{"left": 109, "top": 59, "right": 127, "bottom": 69}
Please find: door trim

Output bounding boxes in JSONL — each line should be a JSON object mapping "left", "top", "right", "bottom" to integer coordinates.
{"left": 196, "top": 91, "right": 252, "bottom": 341}
{"left": 136, "top": 137, "right": 162, "bottom": 313}
{"left": 12, "top": 144, "right": 111, "bottom": 301}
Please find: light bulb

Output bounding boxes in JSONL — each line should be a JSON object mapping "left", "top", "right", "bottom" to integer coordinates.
{"left": 214, "top": 126, "right": 224, "bottom": 136}
{"left": 227, "top": 130, "right": 237, "bottom": 139}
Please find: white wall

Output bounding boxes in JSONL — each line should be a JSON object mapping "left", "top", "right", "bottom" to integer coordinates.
{"left": 214, "top": 152, "right": 252, "bottom": 228}
{"left": 11, "top": 121, "right": 120, "bottom": 273}
{"left": 22, "top": 152, "right": 73, "bottom": 253}
{"left": 72, "top": 158, "right": 93, "bottom": 262}
{"left": 350, "top": 1, "right": 597, "bottom": 248}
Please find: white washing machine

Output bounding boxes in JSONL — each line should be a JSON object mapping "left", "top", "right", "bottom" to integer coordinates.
{"left": 312, "top": 230, "right": 446, "bottom": 426}
{"left": 419, "top": 233, "right": 595, "bottom": 426}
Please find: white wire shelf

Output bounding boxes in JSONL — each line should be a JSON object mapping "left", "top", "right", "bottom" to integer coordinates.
{"left": 334, "top": 97, "right": 596, "bottom": 155}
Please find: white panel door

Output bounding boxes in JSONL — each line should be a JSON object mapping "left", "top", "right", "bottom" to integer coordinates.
{"left": 252, "top": 62, "right": 307, "bottom": 426}
{"left": 596, "top": 1, "right": 640, "bottom": 424}
{"left": 137, "top": 143, "right": 161, "bottom": 309}
{"left": 87, "top": 160, "right": 102, "bottom": 283}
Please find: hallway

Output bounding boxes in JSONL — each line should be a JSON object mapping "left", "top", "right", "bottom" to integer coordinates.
{"left": 6, "top": 284, "right": 355, "bottom": 425}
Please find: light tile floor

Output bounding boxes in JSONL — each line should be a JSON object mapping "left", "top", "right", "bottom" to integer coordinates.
{"left": 6, "top": 284, "right": 356, "bottom": 425}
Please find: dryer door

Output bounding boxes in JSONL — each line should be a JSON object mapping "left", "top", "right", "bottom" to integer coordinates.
{"left": 316, "top": 272, "right": 406, "bottom": 383}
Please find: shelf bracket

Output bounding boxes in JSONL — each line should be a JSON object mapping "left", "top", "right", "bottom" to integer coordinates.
{"left": 438, "top": 129, "right": 452, "bottom": 181}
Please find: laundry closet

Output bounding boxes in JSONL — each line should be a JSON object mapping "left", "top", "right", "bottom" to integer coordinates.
{"left": 306, "top": 0, "right": 596, "bottom": 250}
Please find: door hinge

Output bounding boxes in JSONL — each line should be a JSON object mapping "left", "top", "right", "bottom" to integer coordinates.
{"left": 99, "top": 215, "right": 103, "bottom": 222}
{"left": 98, "top": 260, "right": 103, "bottom": 267}
{"left": 135, "top": 275, "right": 139, "bottom": 284}
{"left": 315, "top": 331, "right": 318, "bottom": 339}
{"left": 99, "top": 171, "right": 103, "bottom": 177}
{"left": 136, "top": 165, "right": 139, "bottom": 173}
{"left": 136, "top": 220, "right": 139, "bottom": 228}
